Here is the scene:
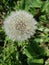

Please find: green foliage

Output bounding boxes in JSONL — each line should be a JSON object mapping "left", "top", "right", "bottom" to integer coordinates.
{"left": 27, "top": 58, "right": 43, "bottom": 65}
{"left": 0, "top": 0, "right": 49, "bottom": 65}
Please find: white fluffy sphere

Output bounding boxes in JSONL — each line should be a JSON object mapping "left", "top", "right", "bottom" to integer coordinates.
{"left": 3, "top": 10, "right": 37, "bottom": 41}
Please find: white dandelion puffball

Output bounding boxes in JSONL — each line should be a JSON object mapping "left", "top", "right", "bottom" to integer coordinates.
{"left": 3, "top": 10, "right": 37, "bottom": 41}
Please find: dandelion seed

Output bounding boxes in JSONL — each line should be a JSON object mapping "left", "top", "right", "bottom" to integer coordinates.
{"left": 3, "top": 10, "right": 37, "bottom": 41}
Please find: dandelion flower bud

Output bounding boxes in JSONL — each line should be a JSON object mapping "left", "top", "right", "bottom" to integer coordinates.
{"left": 3, "top": 10, "right": 37, "bottom": 41}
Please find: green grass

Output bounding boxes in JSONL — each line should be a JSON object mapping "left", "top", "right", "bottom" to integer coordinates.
{"left": 0, "top": 0, "right": 49, "bottom": 65}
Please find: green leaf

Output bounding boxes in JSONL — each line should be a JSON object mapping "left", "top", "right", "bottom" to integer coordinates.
{"left": 23, "top": 42, "right": 46, "bottom": 58}
{"left": 41, "top": 0, "right": 49, "bottom": 12}
{"left": 31, "top": 0, "right": 42, "bottom": 8}
{"left": 27, "top": 58, "right": 43, "bottom": 65}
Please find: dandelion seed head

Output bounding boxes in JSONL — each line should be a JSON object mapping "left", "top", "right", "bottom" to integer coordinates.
{"left": 3, "top": 10, "right": 37, "bottom": 41}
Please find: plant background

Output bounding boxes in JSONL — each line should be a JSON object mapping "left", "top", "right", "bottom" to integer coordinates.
{"left": 0, "top": 0, "right": 49, "bottom": 65}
